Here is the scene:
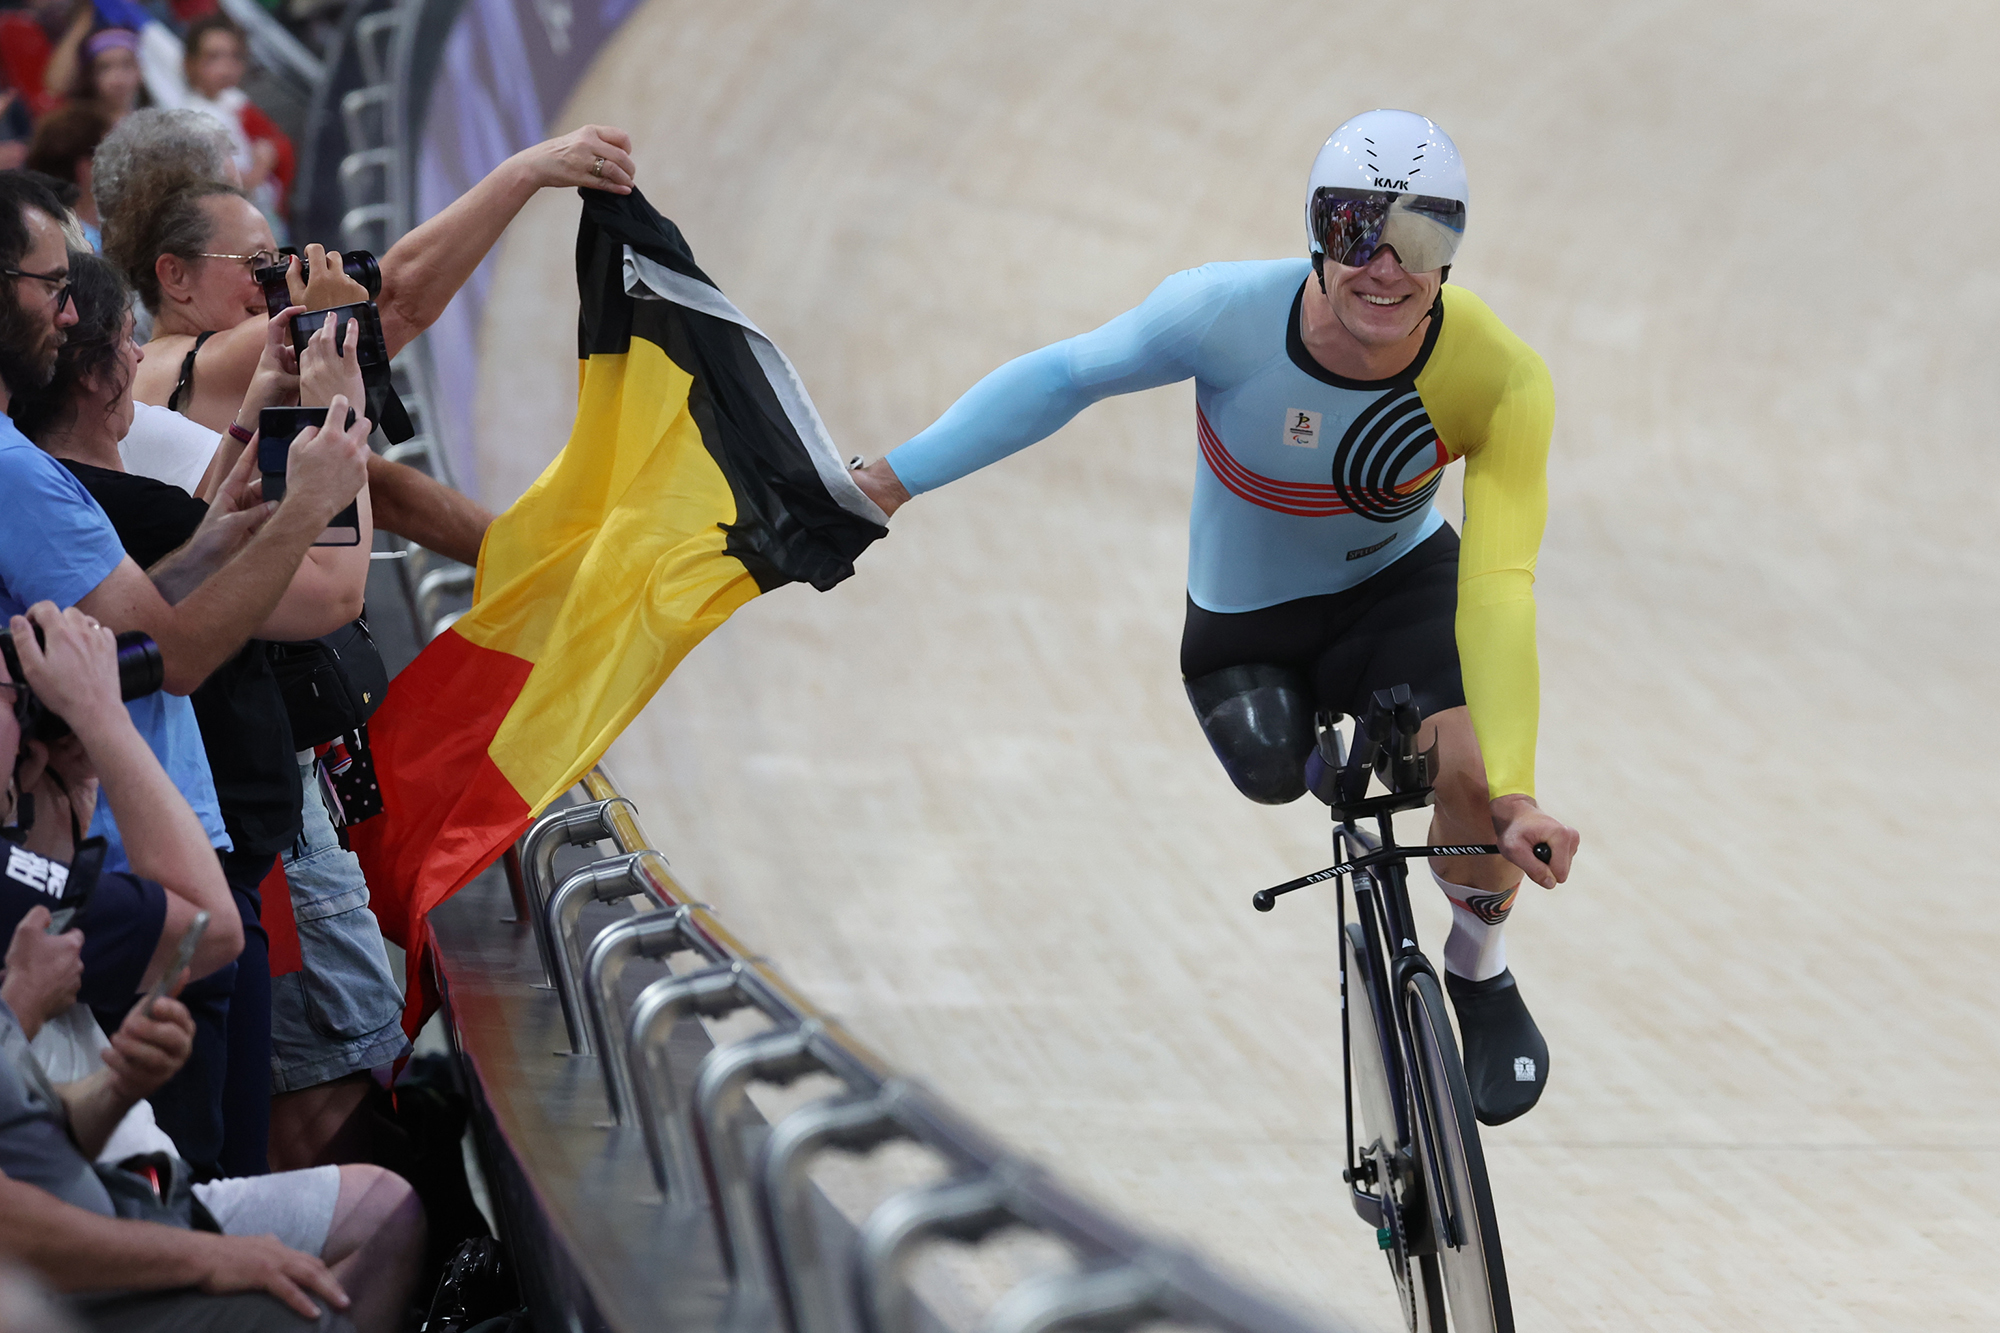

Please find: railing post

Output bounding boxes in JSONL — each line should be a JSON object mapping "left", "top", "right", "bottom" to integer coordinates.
{"left": 581, "top": 906, "right": 719, "bottom": 1119}
{"left": 542, "top": 851, "right": 671, "bottom": 1054}
{"left": 854, "top": 1171, "right": 1021, "bottom": 1333}
{"left": 981, "top": 1262, "right": 1169, "bottom": 1333}
{"left": 500, "top": 845, "right": 528, "bottom": 922}
{"left": 691, "top": 1023, "right": 840, "bottom": 1304}
{"left": 626, "top": 962, "right": 774, "bottom": 1207}
{"left": 758, "top": 1086, "right": 911, "bottom": 1333}
{"left": 518, "top": 798, "right": 634, "bottom": 985}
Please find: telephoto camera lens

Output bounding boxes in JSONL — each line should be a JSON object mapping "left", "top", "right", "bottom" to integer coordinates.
{"left": 252, "top": 248, "right": 381, "bottom": 314}
{"left": 342, "top": 250, "right": 382, "bottom": 299}
{"left": 0, "top": 625, "right": 162, "bottom": 699}
{"left": 113, "top": 632, "right": 165, "bottom": 701}
{"left": 0, "top": 627, "right": 164, "bottom": 742}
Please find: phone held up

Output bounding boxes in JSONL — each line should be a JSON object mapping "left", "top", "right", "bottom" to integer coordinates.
{"left": 259, "top": 406, "right": 362, "bottom": 547}
{"left": 140, "top": 909, "right": 208, "bottom": 1017}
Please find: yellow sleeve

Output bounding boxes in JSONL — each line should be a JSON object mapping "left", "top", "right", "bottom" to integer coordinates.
{"left": 1416, "top": 290, "right": 1553, "bottom": 799}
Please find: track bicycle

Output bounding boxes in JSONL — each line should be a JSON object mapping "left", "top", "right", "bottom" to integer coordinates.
{"left": 1250, "top": 684, "right": 1547, "bottom": 1333}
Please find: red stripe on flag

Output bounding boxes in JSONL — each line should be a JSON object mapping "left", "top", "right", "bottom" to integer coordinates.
{"left": 260, "top": 857, "right": 300, "bottom": 977}
{"left": 348, "top": 627, "right": 536, "bottom": 1038}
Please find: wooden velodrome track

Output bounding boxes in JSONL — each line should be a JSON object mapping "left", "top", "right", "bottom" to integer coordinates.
{"left": 468, "top": 3, "right": 2000, "bottom": 1327}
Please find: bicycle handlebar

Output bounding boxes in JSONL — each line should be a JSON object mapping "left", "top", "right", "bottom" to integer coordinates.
{"left": 1251, "top": 841, "right": 1551, "bottom": 912}
{"left": 1260, "top": 684, "right": 1551, "bottom": 913}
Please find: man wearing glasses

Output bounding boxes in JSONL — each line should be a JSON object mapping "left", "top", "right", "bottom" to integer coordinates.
{"left": 851, "top": 112, "right": 1581, "bottom": 1126}
{"left": 0, "top": 242, "right": 74, "bottom": 394}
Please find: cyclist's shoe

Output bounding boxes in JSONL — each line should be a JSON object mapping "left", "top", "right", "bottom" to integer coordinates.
{"left": 1444, "top": 968, "right": 1548, "bottom": 1126}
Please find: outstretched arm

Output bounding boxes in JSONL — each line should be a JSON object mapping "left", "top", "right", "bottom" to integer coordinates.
{"left": 376, "top": 126, "right": 637, "bottom": 356}
{"left": 869, "top": 266, "right": 1233, "bottom": 515}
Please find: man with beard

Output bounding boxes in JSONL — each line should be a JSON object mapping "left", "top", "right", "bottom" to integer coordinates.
{"left": 0, "top": 170, "right": 373, "bottom": 1168}
{"left": 0, "top": 172, "right": 371, "bottom": 841}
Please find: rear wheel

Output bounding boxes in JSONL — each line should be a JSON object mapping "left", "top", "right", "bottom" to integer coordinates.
{"left": 1345, "top": 925, "right": 1445, "bottom": 1331}
{"left": 1403, "top": 970, "right": 1512, "bottom": 1333}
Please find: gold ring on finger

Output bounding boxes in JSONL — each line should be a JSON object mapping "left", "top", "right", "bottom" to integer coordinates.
{"left": 591, "top": 156, "right": 605, "bottom": 178}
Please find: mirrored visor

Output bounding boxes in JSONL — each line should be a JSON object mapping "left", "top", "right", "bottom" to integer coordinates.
{"left": 1311, "top": 187, "right": 1466, "bottom": 273}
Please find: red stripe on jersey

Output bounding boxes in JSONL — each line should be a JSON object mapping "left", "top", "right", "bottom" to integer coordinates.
{"left": 1195, "top": 409, "right": 1352, "bottom": 517}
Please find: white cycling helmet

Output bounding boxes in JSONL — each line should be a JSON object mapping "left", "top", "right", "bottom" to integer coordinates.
{"left": 1306, "top": 110, "right": 1468, "bottom": 275}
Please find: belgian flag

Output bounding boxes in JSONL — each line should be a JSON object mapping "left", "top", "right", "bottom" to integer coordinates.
{"left": 351, "top": 190, "right": 887, "bottom": 1033}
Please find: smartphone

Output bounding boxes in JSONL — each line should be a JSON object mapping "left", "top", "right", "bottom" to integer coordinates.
{"left": 140, "top": 910, "right": 208, "bottom": 1017}
{"left": 288, "top": 301, "right": 388, "bottom": 371}
{"left": 45, "top": 837, "right": 107, "bottom": 933}
{"left": 258, "top": 407, "right": 362, "bottom": 547}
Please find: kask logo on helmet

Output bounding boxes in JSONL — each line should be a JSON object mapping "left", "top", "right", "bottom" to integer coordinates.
{"left": 1372, "top": 178, "right": 1411, "bottom": 190}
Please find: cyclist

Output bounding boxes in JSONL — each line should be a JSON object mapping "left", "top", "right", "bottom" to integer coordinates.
{"left": 852, "top": 110, "right": 1580, "bottom": 1125}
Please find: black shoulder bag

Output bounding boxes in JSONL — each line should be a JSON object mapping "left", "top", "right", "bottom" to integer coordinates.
{"left": 267, "top": 617, "right": 390, "bottom": 828}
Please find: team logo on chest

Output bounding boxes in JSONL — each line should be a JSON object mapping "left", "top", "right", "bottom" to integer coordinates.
{"left": 1196, "top": 391, "right": 1447, "bottom": 521}
{"left": 1331, "top": 389, "right": 1446, "bottom": 524}
{"left": 1283, "top": 409, "right": 1321, "bottom": 448}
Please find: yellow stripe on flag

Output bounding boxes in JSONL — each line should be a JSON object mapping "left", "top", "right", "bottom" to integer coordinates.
{"left": 462, "top": 338, "right": 763, "bottom": 815}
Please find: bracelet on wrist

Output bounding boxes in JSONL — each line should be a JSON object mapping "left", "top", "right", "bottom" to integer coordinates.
{"left": 227, "top": 421, "right": 254, "bottom": 445}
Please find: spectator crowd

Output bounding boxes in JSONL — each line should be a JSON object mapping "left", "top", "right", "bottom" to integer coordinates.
{"left": 0, "top": 9, "right": 640, "bottom": 1323}
{"left": 1, "top": 0, "right": 301, "bottom": 252}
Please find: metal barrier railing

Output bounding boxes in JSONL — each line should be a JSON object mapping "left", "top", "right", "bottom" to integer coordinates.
{"left": 329, "top": 0, "right": 1351, "bottom": 1325}
{"left": 501, "top": 773, "right": 1345, "bottom": 1333}
{"left": 319, "top": 0, "right": 477, "bottom": 635}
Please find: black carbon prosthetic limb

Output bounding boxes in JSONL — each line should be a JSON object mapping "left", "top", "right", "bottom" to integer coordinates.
{"left": 1184, "top": 664, "right": 1315, "bottom": 804}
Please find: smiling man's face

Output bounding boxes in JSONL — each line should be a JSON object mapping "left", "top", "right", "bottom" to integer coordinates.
{"left": 1325, "top": 245, "right": 1443, "bottom": 350}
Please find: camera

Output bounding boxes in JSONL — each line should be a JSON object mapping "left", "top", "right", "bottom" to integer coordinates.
{"left": 248, "top": 249, "right": 416, "bottom": 445}
{"left": 0, "top": 625, "right": 164, "bottom": 743}
{"left": 253, "top": 247, "right": 382, "bottom": 320}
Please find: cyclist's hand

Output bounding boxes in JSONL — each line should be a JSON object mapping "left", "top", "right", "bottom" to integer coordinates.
{"left": 1490, "top": 794, "right": 1578, "bottom": 888}
{"left": 851, "top": 459, "right": 909, "bottom": 519}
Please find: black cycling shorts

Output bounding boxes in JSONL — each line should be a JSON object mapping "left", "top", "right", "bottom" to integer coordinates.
{"left": 1180, "top": 524, "right": 1466, "bottom": 723}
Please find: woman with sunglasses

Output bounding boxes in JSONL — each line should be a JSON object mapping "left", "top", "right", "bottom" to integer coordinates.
{"left": 850, "top": 110, "right": 1580, "bottom": 1129}
{"left": 106, "top": 120, "right": 640, "bottom": 568}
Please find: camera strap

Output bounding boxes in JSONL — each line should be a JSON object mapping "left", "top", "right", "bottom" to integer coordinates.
{"left": 366, "top": 379, "right": 415, "bottom": 445}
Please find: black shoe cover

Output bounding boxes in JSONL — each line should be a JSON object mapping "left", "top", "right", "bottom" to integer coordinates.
{"left": 1444, "top": 968, "right": 1548, "bottom": 1127}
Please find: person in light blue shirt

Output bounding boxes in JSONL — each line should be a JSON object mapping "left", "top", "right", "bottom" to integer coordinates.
{"left": 0, "top": 426, "right": 234, "bottom": 865}
{"left": 0, "top": 171, "right": 374, "bottom": 1173}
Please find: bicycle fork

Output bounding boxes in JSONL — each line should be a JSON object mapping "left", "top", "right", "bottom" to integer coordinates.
{"left": 1343, "top": 827, "right": 1460, "bottom": 1257}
